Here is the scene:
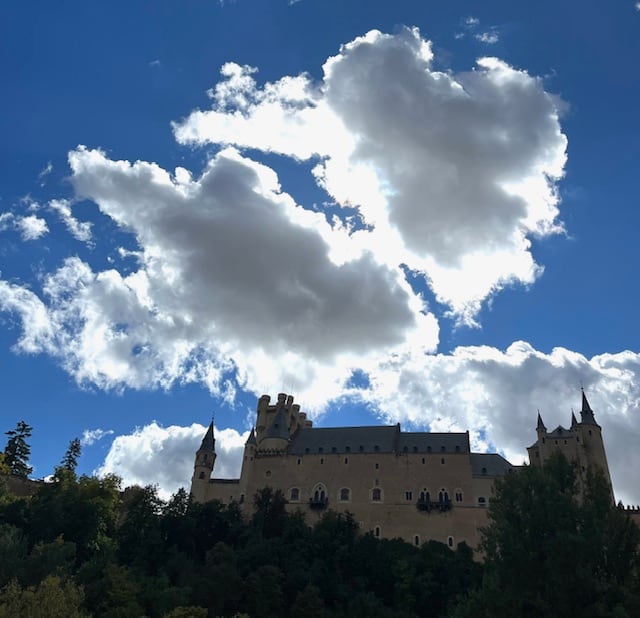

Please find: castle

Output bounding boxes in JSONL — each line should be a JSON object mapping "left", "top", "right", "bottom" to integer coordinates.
{"left": 190, "top": 390, "right": 619, "bottom": 549}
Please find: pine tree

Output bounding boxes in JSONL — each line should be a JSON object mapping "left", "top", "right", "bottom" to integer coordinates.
{"left": 3, "top": 421, "right": 33, "bottom": 478}
{"left": 60, "top": 438, "right": 81, "bottom": 473}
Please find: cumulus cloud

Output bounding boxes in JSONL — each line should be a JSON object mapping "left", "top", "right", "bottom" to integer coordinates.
{"left": 0, "top": 145, "right": 436, "bottom": 404}
{"left": 49, "top": 199, "right": 93, "bottom": 243}
{"left": 174, "top": 27, "right": 566, "bottom": 322}
{"left": 0, "top": 212, "right": 49, "bottom": 240}
{"left": 96, "top": 422, "right": 248, "bottom": 499}
{"left": 81, "top": 428, "right": 115, "bottom": 446}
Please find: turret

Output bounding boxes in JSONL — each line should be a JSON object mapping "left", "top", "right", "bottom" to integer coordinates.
{"left": 580, "top": 389, "right": 598, "bottom": 425}
{"left": 536, "top": 412, "right": 547, "bottom": 434}
{"left": 190, "top": 421, "right": 216, "bottom": 501}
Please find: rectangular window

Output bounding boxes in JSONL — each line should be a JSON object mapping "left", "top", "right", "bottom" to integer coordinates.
{"left": 405, "top": 491, "right": 413, "bottom": 501}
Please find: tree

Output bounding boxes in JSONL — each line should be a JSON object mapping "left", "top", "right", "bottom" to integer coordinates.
{"left": 3, "top": 422, "right": 32, "bottom": 478}
{"left": 455, "top": 452, "right": 640, "bottom": 617}
{"left": 60, "top": 438, "right": 81, "bottom": 474}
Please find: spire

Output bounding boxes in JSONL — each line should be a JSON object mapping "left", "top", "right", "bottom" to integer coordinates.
{"left": 536, "top": 411, "right": 547, "bottom": 432}
{"left": 580, "top": 389, "right": 597, "bottom": 425}
{"left": 264, "top": 403, "right": 290, "bottom": 441}
{"left": 199, "top": 421, "right": 216, "bottom": 452}
{"left": 571, "top": 409, "right": 578, "bottom": 429}
{"left": 246, "top": 427, "right": 257, "bottom": 446}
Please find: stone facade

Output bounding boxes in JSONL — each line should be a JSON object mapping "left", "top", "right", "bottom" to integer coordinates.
{"left": 191, "top": 390, "right": 631, "bottom": 549}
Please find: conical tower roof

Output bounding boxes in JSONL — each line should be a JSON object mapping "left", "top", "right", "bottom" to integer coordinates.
{"left": 246, "top": 427, "right": 257, "bottom": 446}
{"left": 198, "top": 421, "right": 216, "bottom": 452}
{"left": 264, "top": 404, "right": 290, "bottom": 441}
{"left": 537, "top": 412, "right": 547, "bottom": 432}
{"left": 580, "top": 389, "right": 598, "bottom": 425}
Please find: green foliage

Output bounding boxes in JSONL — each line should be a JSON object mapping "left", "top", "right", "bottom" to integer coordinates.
{"left": 3, "top": 421, "right": 33, "bottom": 478}
{"left": 55, "top": 438, "right": 82, "bottom": 479}
{"left": 0, "top": 575, "right": 87, "bottom": 618}
{"left": 455, "top": 453, "right": 640, "bottom": 617}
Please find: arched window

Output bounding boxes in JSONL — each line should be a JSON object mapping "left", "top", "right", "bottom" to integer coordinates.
{"left": 198, "top": 471, "right": 205, "bottom": 479}
{"left": 371, "top": 488, "right": 382, "bottom": 502}
{"left": 313, "top": 484, "right": 326, "bottom": 503}
{"left": 414, "top": 535, "right": 420, "bottom": 547}
{"left": 447, "top": 536, "right": 454, "bottom": 548}
{"left": 419, "top": 489, "right": 430, "bottom": 503}
{"left": 454, "top": 490, "right": 463, "bottom": 503}
{"left": 374, "top": 526, "right": 381, "bottom": 538}
{"left": 290, "top": 487, "right": 300, "bottom": 501}
{"left": 339, "top": 487, "right": 350, "bottom": 501}
{"left": 438, "top": 488, "right": 449, "bottom": 503}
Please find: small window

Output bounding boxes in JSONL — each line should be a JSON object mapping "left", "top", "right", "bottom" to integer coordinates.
{"left": 555, "top": 440, "right": 558, "bottom": 445}
{"left": 346, "top": 446, "right": 351, "bottom": 453}
{"left": 305, "top": 447, "right": 310, "bottom": 454}
{"left": 374, "top": 526, "right": 381, "bottom": 538}
{"left": 440, "top": 446, "right": 445, "bottom": 452}
{"left": 318, "top": 447, "right": 324, "bottom": 453}
{"left": 359, "top": 445, "right": 364, "bottom": 452}
{"left": 441, "top": 458, "right": 445, "bottom": 465}
{"left": 414, "top": 535, "right": 420, "bottom": 547}
{"left": 320, "top": 458, "right": 324, "bottom": 464}
{"left": 375, "top": 462, "right": 379, "bottom": 469}
{"left": 265, "top": 470, "right": 272, "bottom": 477}
{"left": 290, "top": 487, "right": 300, "bottom": 501}
{"left": 405, "top": 491, "right": 413, "bottom": 501}
{"left": 588, "top": 430, "right": 592, "bottom": 436}
{"left": 403, "top": 446, "right": 408, "bottom": 453}
{"left": 542, "top": 438, "right": 546, "bottom": 444}
{"left": 332, "top": 446, "right": 337, "bottom": 453}
{"left": 374, "top": 445, "right": 380, "bottom": 452}
{"left": 344, "top": 457, "right": 348, "bottom": 464}
{"left": 297, "top": 458, "right": 301, "bottom": 465}
{"left": 240, "top": 494, "right": 244, "bottom": 504}
{"left": 481, "top": 467, "right": 487, "bottom": 475}
{"left": 427, "top": 446, "right": 432, "bottom": 453}
{"left": 413, "top": 446, "right": 418, "bottom": 453}
{"left": 455, "top": 491, "right": 463, "bottom": 502}
{"left": 340, "top": 487, "right": 350, "bottom": 501}
{"left": 447, "top": 536, "right": 454, "bottom": 548}
{"left": 421, "top": 457, "right": 425, "bottom": 464}
{"left": 198, "top": 471, "right": 205, "bottom": 479}
{"left": 455, "top": 445, "right": 460, "bottom": 453}
{"left": 438, "top": 489, "right": 449, "bottom": 503}
{"left": 577, "top": 436, "right": 580, "bottom": 443}
{"left": 564, "top": 440, "right": 567, "bottom": 445}
{"left": 478, "top": 496, "right": 486, "bottom": 506}
{"left": 372, "top": 488, "right": 382, "bottom": 502}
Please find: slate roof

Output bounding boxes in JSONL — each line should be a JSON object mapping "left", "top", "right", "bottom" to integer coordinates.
{"left": 198, "top": 421, "right": 215, "bottom": 452}
{"left": 289, "top": 426, "right": 398, "bottom": 455}
{"left": 397, "top": 432, "right": 470, "bottom": 454}
{"left": 288, "top": 425, "right": 470, "bottom": 455}
{"left": 470, "top": 453, "right": 513, "bottom": 477}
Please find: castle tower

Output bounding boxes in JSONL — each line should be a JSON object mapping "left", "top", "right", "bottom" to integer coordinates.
{"left": 190, "top": 421, "right": 216, "bottom": 502}
{"left": 527, "top": 391, "right": 613, "bottom": 500}
{"left": 574, "top": 390, "right": 613, "bottom": 497}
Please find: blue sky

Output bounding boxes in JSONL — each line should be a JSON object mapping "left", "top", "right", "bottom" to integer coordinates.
{"left": 1, "top": 1, "right": 639, "bottom": 503}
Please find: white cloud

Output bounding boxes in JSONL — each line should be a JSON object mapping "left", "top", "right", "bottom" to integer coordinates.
{"left": 49, "top": 199, "right": 93, "bottom": 243}
{"left": 475, "top": 30, "right": 499, "bottom": 44}
{"left": 0, "top": 145, "right": 437, "bottom": 406}
{"left": 636, "top": 2, "right": 640, "bottom": 11}
{"left": 16, "top": 215, "right": 49, "bottom": 240}
{"left": 0, "top": 212, "right": 49, "bottom": 240}
{"left": 81, "top": 428, "right": 115, "bottom": 446}
{"left": 174, "top": 27, "right": 566, "bottom": 323}
{"left": 96, "top": 422, "right": 248, "bottom": 499}
{"left": 38, "top": 161, "right": 53, "bottom": 186}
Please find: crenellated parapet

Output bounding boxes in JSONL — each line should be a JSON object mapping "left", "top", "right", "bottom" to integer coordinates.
{"left": 255, "top": 392, "right": 312, "bottom": 452}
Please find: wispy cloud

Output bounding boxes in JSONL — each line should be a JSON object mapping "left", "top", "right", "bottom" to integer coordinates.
{"left": 38, "top": 162, "right": 53, "bottom": 187}
{"left": 49, "top": 199, "right": 93, "bottom": 243}
{"left": 81, "top": 428, "right": 115, "bottom": 446}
